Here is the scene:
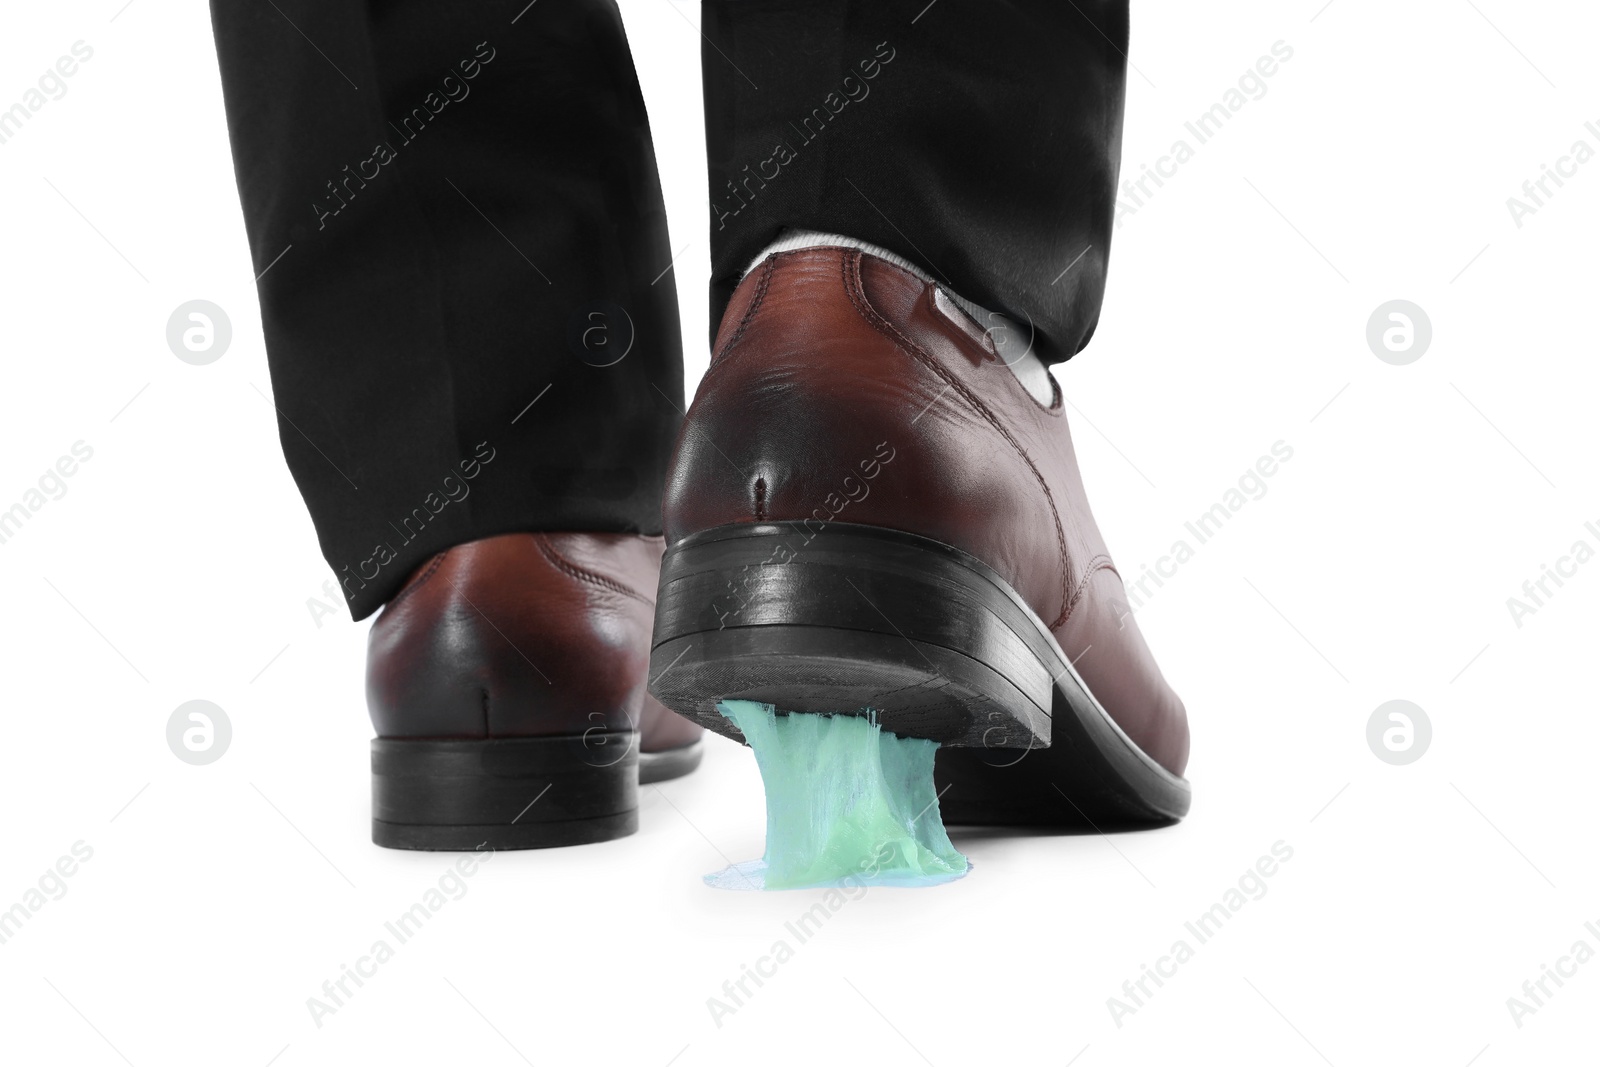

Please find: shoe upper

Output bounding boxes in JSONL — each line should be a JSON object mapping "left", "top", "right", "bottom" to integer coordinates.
{"left": 366, "top": 532, "right": 703, "bottom": 752}
{"left": 663, "top": 246, "right": 1189, "bottom": 775}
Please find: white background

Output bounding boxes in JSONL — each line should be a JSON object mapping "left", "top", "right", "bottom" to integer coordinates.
{"left": 1, "top": 1, "right": 1597, "bottom": 1064}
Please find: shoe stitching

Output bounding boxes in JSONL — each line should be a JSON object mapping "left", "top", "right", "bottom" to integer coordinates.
{"left": 385, "top": 551, "right": 447, "bottom": 611}
{"left": 1066, "top": 554, "right": 1118, "bottom": 618}
{"left": 535, "top": 535, "right": 655, "bottom": 607}
{"left": 842, "top": 249, "right": 1077, "bottom": 631}
{"left": 712, "top": 253, "right": 776, "bottom": 366}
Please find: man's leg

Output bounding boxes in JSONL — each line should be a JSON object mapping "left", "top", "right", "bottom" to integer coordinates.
{"left": 211, "top": 0, "right": 702, "bottom": 850}
{"left": 651, "top": 0, "right": 1189, "bottom": 870}
{"left": 211, "top": 0, "right": 683, "bottom": 621}
{"left": 699, "top": 0, "right": 1129, "bottom": 365}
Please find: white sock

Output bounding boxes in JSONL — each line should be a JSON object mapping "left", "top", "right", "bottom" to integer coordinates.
{"left": 743, "top": 229, "right": 1055, "bottom": 405}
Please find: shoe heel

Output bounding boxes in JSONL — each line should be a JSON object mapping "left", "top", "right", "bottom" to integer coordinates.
{"left": 648, "top": 522, "right": 1054, "bottom": 750}
{"left": 371, "top": 734, "right": 638, "bottom": 851}
{"left": 650, "top": 522, "right": 1191, "bottom": 826}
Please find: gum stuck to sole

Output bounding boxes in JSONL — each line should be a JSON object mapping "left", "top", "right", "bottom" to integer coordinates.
{"left": 705, "top": 699, "right": 969, "bottom": 891}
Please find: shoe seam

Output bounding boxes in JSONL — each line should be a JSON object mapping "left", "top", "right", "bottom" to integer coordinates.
{"left": 1067, "top": 554, "right": 1118, "bottom": 618}
{"left": 385, "top": 551, "right": 448, "bottom": 611}
{"left": 712, "top": 254, "right": 776, "bottom": 366}
{"left": 842, "top": 248, "right": 1078, "bottom": 631}
{"left": 535, "top": 535, "right": 655, "bottom": 607}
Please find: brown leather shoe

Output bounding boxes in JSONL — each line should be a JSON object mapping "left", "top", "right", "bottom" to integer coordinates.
{"left": 367, "top": 532, "right": 703, "bottom": 850}
{"left": 648, "top": 246, "right": 1189, "bottom": 827}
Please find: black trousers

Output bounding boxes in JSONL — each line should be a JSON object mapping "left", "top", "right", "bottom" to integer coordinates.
{"left": 210, "top": 0, "right": 1129, "bottom": 619}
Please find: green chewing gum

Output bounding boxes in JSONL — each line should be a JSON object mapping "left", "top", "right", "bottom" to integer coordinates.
{"left": 705, "top": 699, "right": 970, "bottom": 891}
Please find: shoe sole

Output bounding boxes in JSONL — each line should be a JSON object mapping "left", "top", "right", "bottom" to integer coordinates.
{"left": 648, "top": 522, "right": 1190, "bottom": 827}
{"left": 371, "top": 733, "right": 702, "bottom": 850}
{"left": 639, "top": 741, "right": 705, "bottom": 785}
